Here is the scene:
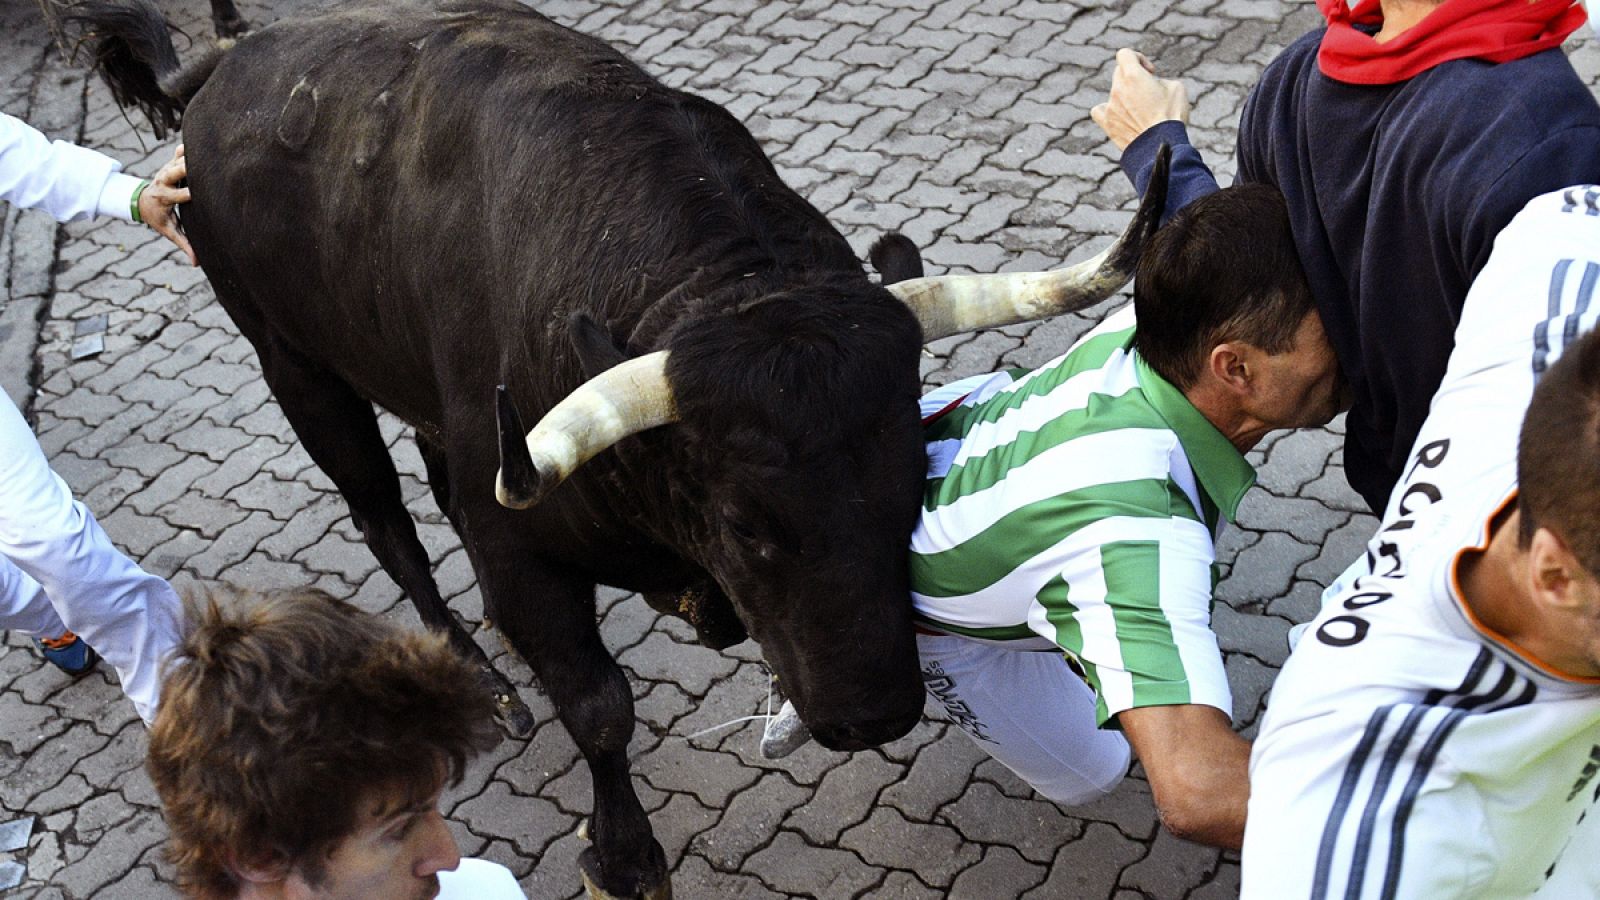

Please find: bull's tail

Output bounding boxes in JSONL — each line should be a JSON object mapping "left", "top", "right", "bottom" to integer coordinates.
{"left": 52, "top": 0, "right": 225, "bottom": 140}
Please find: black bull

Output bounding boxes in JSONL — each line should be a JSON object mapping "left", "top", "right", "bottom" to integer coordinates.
{"left": 65, "top": 0, "right": 1166, "bottom": 895}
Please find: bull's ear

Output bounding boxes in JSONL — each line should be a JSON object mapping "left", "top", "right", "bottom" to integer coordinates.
{"left": 569, "top": 312, "right": 629, "bottom": 377}
{"left": 870, "top": 232, "right": 924, "bottom": 285}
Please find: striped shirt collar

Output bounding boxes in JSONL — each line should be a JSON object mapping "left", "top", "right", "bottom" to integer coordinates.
{"left": 1133, "top": 351, "right": 1256, "bottom": 523}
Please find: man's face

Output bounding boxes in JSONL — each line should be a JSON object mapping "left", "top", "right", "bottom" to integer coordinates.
{"left": 280, "top": 784, "right": 461, "bottom": 900}
{"left": 1248, "top": 310, "right": 1350, "bottom": 431}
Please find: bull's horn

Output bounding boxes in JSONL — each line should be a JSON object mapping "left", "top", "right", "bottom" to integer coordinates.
{"left": 891, "top": 143, "right": 1171, "bottom": 342}
{"left": 494, "top": 351, "right": 677, "bottom": 509}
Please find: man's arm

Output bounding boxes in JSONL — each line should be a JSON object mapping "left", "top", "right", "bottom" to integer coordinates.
{"left": 0, "top": 113, "right": 194, "bottom": 264}
{"left": 1091, "top": 49, "right": 1222, "bottom": 225}
{"left": 1118, "top": 703, "right": 1250, "bottom": 848}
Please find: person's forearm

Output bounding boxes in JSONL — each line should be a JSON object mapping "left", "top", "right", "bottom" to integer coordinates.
{"left": 1120, "top": 121, "right": 1221, "bottom": 227}
{"left": 1150, "top": 730, "right": 1249, "bottom": 848}
{"left": 1119, "top": 702, "right": 1251, "bottom": 848}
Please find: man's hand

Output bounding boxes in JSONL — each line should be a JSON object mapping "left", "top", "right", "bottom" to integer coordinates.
{"left": 1118, "top": 703, "right": 1250, "bottom": 848}
{"left": 1091, "top": 49, "right": 1191, "bottom": 151}
{"left": 138, "top": 144, "right": 196, "bottom": 266}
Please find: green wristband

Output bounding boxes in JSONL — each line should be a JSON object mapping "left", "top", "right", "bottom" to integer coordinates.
{"left": 130, "top": 179, "right": 152, "bottom": 224}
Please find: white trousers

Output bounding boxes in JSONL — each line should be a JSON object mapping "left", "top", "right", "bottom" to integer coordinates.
{"left": 0, "top": 392, "right": 180, "bottom": 722}
{"left": 918, "top": 632, "right": 1131, "bottom": 806}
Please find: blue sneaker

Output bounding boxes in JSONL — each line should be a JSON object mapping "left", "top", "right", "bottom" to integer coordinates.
{"left": 36, "top": 631, "right": 100, "bottom": 676}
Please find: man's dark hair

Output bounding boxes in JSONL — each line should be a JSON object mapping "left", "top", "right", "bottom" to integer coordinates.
{"left": 147, "top": 585, "right": 500, "bottom": 899}
{"left": 1133, "top": 183, "right": 1316, "bottom": 389}
{"left": 1519, "top": 327, "right": 1600, "bottom": 574}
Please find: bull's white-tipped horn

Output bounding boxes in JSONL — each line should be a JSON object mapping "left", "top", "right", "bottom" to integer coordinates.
{"left": 890, "top": 143, "right": 1171, "bottom": 342}
{"left": 495, "top": 351, "right": 677, "bottom": 509}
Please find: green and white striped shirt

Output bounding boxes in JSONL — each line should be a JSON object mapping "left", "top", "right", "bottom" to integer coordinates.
{"left": 910, "top": 305, "right": 1255, "bottom": 725}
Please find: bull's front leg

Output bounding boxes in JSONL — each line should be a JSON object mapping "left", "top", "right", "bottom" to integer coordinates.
{"left": 464, "top": 525, "right": 669, "bottom": 899}
{"left": 251, "top": 348, "right": 536, "bottom": 739}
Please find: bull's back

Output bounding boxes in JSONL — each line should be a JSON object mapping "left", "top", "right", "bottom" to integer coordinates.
{"left": 180, "top": 0, "right": 724, "bottom": 428}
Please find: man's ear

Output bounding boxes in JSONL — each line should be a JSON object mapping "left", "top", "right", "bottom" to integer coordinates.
{"left": 1207, "top": 342, "right": 1253, "bottom": 396}
{"left": 1528, "top": 527, "right": 1584, "bottom": 611}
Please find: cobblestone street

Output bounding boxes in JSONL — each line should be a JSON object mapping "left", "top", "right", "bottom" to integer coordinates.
{"left": 3, "top": 0, "right": 1599, "bottom": 897}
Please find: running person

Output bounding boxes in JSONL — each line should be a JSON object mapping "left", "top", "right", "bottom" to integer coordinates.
{"left": 1, "top": 111, "right": 191, "bottom": 716}
{"left": 1242, "top": 185, "right": 1600, "bottom": 897}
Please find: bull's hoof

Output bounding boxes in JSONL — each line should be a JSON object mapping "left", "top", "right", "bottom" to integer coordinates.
{"left": 581, "top": 869, "right": 671, "bottom": 900}
{"left": 493, "top": 688, "right": 537, "bottom": 739}
{"left": 577, "top": 836, "right": 670, "bottom": 899}
{"left": 478, "top": 661, "right": 536, "bottom": 739}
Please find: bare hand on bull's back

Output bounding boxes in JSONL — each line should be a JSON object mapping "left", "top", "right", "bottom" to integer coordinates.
{"left": 1092, "top": 48, "right": 1190, "bottom": 151}
{"left": 139, "top": 144, "right": 196, "bottom": 266}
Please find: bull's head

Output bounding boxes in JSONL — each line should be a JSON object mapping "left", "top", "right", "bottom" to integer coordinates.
{"left": 496, "top": 149, "right": 1169, "bottom": 750}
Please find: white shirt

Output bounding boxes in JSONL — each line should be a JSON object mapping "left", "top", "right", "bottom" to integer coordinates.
{"left": 1242, "top": 186, "right": 1600, "bottom": 898}
{"left": 1, "top": 112, "right": 142, "bottom": 223}
{"left": 438, "top": 858, "right": 525, "bottom": 898}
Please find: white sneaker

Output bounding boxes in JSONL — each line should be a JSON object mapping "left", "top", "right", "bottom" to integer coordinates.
{"left": 760, "top": 699, "right": 812, "bottom": 759}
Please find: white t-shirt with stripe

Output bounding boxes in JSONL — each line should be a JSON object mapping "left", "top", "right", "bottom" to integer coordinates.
{"left": 910, "top": 304, "right": 1256, "bottom": 726}
{"left": 1242, "top": 186, "right": 1600, "bottom": 899}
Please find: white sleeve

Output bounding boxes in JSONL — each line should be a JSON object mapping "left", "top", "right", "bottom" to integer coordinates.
{"left": 1243, "top": 694, "right": 1494, "bottom": 898}
{"left": 437, "top": 858, "right": 525, "bottom": 899}
{"left": 0, "top": 112, "right": 140, "bottom": 223}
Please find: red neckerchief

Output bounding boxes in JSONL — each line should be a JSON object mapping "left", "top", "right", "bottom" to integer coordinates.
{"left": 1316, "top": 0, "right": 1588, "bottom": 85}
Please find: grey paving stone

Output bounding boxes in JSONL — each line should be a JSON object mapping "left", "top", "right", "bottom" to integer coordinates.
{"left": 647, "top": 791, "right": 719, "bottom": 873}
{"left": 50, "top": 807, "right": 165, "bottom": 899}
{"left": 864, "top": 870, "right": 944, "bottom": 899}
{"left": 1255, "top": 427, "right": 1340, "bottom": 496}
{"left": 881, "top": 728, "right": 987, "bottom": 820}
{"left": 73, "top": 724, "right": 146, "bottom": 791}
{"left": 1297, "top": 513, "right": 1381, "bottom": 587}
{"left": 746, "top": 829, "right": 877, "bottom": 895}
{"left": 944, "top": 781, "right": 1085, "bottom": 864}
{"left": 225, "top": 471, "right": 323, "bottom": 521}
{"left": 785, "top": 748, "right": 903, "bottom": 845}
{"left": 637, "top": 740, "right": 761, "bottom": 808}
{"left": 454, "top": 782, "right": 571, "bottom": 858}
{"left": 1189, "top": 860, "right": 1242, "bottom": 900}
{"left": 839, "top": 807, "right": 981, "bottom": 888}
{"left": 184, "top": 511, "right": 285, "bottom": 579}
{"left": 164, "top": 418, "right": 258, "bottom": 462}
{"left": 497, "top": 719, "right": 581, "bottom": 798}
{"left": 0, "top": 723, "right": 111, "bottom": 809}
{"left": 516, "top": 826, "right": 587, "bottom": 900}
{"left": 1119, "top": 827, "right": 1225, "bottom": 899}
{"left": 668, "top": 855, "right": 785, "bottom": 899}
{"left": 1072, "top": 775, "right": 1161, "bottom": 841}
{"left": 1024, "top": 820, "right": 1148, "bottom": 900}
{"left": 0, "top": 693, "right": 68, "bottom": 757}
{"left": 1212, "top": 602, "right": 1292, "bottom": 664}
{"left": 616, "top": 631, "right": 740, "bottom": 697}
{"left": 688, "top": 771, "right": 809, "bottom": 869}
{"left": 1215, "top": 532, "right": 1320, "bottom": 606}
{"left": 949, "top": 845, "right": 1047, "bottom": 899}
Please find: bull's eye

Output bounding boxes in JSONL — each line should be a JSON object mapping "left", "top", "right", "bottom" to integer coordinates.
{"left": 724, "top": 518, "right": 759, "bottom": 544}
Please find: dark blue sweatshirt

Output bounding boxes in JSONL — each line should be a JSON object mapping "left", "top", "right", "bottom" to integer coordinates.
{"left": 1121, "top": 29, "right": 1600, "bottom": 512}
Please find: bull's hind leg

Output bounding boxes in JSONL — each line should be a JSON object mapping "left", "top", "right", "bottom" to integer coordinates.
{"left": 254, "top": 348, "right": 535, "bottom": 737}
{"left": 451, "top": 498, "right": 669, "bottom": 899}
